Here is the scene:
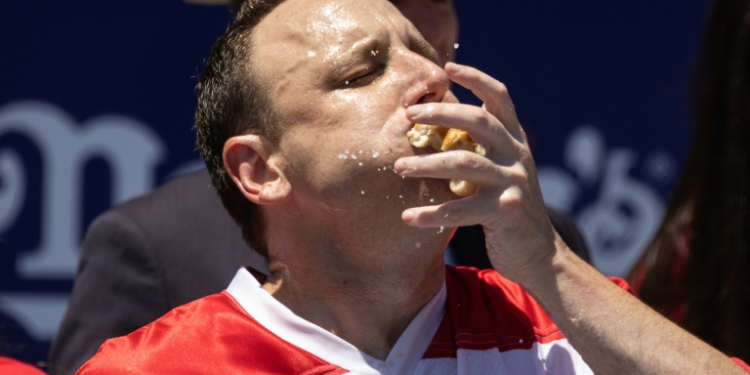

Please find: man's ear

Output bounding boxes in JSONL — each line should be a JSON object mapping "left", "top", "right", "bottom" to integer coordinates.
{"left": 223, "top": 134, "right": 292, "bottom": 205}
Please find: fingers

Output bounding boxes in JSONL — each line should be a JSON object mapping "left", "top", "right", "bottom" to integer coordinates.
{"left": 398, "top": 63, "right": 537, "bottom": 233}
{"left": 395, "top": 151, "right": 517, "bottom": 186}
{"left": 401, "top": 183, "right": 532, "bottom": 229}
{"left": 444, "top": 62, "right": 524, "bottom": 141}
{"left": 405, "top": 103, "right": 515, "bottom": 154}
{"left": 402, "top": 195, "right": 492, "bottom": 228}
{"left": 396, "top": 151, "right": 532, "bottom": 229}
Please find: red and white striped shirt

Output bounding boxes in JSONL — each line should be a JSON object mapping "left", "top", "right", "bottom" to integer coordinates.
{"left": 75, "top": 266, "right": 749, "bottom": 374}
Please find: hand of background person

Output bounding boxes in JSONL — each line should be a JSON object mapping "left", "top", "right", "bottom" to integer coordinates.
{"left": 395, "top": 62, "right": 561, "bottom": 283}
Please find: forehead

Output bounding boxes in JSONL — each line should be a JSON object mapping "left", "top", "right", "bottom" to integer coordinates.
{"left": 253, "top": 0, "right": 414, "bottom": 70}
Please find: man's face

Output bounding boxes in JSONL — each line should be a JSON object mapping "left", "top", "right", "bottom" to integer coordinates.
{"left": 252, "top": 0, "right": 454, "bottom": 217}
{"left": 391, "top": 0, "right": 458, "bottom": 65}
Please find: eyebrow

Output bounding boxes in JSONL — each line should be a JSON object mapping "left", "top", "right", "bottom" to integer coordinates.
{"left": 321, "top": 37, "right": 378, "bottom": 81}
{"left": 330, "top": 31, "right": 440, "bottom": 76}
{"left": 349, "top": 37, "right": 381, "bottom": 60}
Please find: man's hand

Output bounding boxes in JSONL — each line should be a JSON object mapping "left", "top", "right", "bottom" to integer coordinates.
{"left": 395, "top": 63, "right": 748, "bottom": 375}
{"left": 395, "top": 62, "right": 559, "bottom": 282}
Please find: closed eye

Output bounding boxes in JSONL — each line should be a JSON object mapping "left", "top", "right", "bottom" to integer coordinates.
{"left": 342, "top": 65, "right": 384, "bottom": 88}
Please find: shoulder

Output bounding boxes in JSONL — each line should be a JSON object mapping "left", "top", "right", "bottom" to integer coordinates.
{"left": 75, "top": 292, "right": 338, "bottom": 375}
{"left": 75, "top": 293, "right": 234, "bottom": 374}
{"left": 75, "top": 293, "right": 241, "bottom": 374}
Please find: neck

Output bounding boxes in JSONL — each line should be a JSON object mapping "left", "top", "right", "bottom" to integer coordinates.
{"left": 261, "top": 208, "right": 450, "bottom": 360}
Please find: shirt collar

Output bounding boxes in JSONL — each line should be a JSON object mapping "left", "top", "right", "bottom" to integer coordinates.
{"left": 227, "top": 267, "right": 446, "bottom": 375}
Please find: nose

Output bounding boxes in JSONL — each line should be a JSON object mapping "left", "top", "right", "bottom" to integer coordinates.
{"left": 402, "top": 54, "right": 450, "bottom": 108}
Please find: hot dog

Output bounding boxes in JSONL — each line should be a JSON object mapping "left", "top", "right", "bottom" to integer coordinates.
{"left": 406, "top": 124, "right": 485, "bottom": 197}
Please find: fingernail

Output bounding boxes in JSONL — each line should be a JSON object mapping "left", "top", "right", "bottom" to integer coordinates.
{"left": 402, "top": 210, "right": 416, "bottom": 222}
{"left": 405, "top": 105, "right": 422, "bottom": 119}
{"left": 406, "top": 104, "right": 435, "bottom": 120}
{"left": 395, "top": 161, "right": 418, "bottom": 177}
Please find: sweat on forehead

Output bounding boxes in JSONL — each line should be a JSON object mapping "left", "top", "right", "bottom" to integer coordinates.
{"left": 253, "top": 0, "right": 414, "bottom": 61}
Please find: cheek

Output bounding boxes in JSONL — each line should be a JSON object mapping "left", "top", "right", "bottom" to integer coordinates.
{"left": 279, "top": 122, "right": 412, "bottom": 197}
{"left": 324, "top": 91, "right": 388, "bottom": 121}
{"left": 278, "top": 80, "right": 418, "bottom": 193}
{"left": 323, "top": 89, "right": 405, "bottom": 142}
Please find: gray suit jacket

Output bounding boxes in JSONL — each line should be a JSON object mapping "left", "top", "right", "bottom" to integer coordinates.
{"left": 48, "top": 170, "right": 588, "bottom": 375}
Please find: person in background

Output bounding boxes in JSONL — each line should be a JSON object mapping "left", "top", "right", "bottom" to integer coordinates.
{"left": 49, "top": 1, "right": 589, "bottom": 374}
{"left": 629, "top": 0, "right": 750, "bottom": 363}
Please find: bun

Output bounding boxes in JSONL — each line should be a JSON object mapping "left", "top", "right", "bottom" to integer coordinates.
{"left": 407, "top": 124, "right": 485, "bottom": 197}
{"left": 406, "top": 123, "right": 448, "bottom": 151}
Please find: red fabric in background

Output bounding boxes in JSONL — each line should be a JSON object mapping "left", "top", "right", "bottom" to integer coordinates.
{"left": 733, "top": 358, "right": 750, "bottom": 372}
{"left": 0, "top": 357, "right": 46, "bottom": 375}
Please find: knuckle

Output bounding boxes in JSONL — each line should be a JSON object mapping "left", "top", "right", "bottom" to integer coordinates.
{"left": 498, "top": 187, "right": 523, "bottom": 210}
{"left": 509, "top": 164, "right": 533, "bottom": 189}
{"left": 453, "top": 152, "right": 480, "bottom": 169}
{"left": 508, "top": 167, "right": 526, "bottom": 182}
{"left": 469, "top": 107, "right": 490, "bottom": 125}
{"left": 443, "top": 205, "right": 464, "bottom": 223}
{"left": 516, "top": 145, "right": 533, "bottom": 163}
{"left": 496, "top": 82, "right": 509, "bottom": 96}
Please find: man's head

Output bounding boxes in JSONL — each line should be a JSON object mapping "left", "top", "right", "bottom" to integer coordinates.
{"left": 196, "top": 0, "right": 456, "bottom": 257}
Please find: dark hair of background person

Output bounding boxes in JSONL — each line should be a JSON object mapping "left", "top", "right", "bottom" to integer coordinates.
{"left": 230, "top": 0, "right": 244, "bottom": 14}
{"left": 194, "top": 0, "right": 287, "bottom": 259}
{"left": 629, "top": 0, "right": 750, "bottom": 362}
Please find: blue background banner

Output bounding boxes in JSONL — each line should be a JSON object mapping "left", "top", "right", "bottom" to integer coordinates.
{"left": 0, "top": 0, "right": 710, "bottom": 367}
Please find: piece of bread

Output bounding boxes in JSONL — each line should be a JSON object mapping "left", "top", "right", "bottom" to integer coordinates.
{"left": 407, "top": 124, "right": 484, "bottom": 197}
{"left": 406, "top": 123, "right": 448, "bottom": 151}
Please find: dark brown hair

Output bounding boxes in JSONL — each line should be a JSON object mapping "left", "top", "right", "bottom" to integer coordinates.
{"left": 630, "top": 0, "right": 750, "bottom": 362}
{"left": 230, "top": 0, "right": 245, "bottom": 15}
{"left": 194, "top": 0, "right": 287, "bottom": 258}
